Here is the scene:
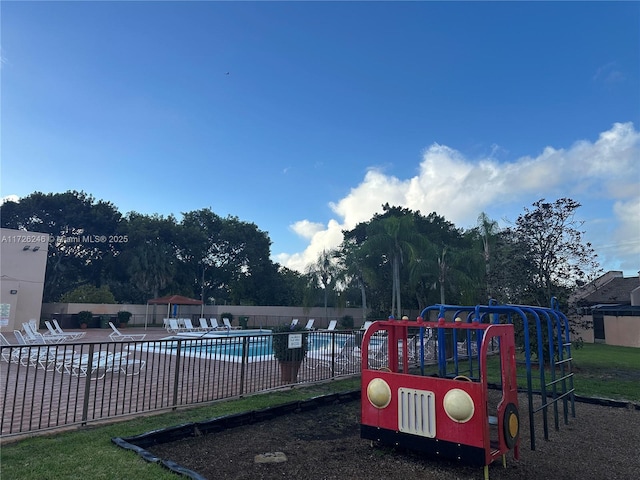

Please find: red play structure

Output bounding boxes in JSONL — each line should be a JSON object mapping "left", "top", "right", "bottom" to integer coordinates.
{"left": 361, "top": 318, "right": 520, "bottom": 477}
{"left": 360, "top": 302, "right": 575, "bottom": 479}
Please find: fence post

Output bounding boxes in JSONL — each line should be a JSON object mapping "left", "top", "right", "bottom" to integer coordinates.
{"left": 81, "top": 343, "right": 96, "bottom": 425}
{"left": 172, "top": 339, "right": 182, "bottom": 410}
{"left": 239, "top": 336, "right": 249, "bottom": 396}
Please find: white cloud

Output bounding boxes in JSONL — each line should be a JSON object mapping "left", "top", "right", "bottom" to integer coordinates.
{"left": 330, "top": 169, "right": 406, "bottom": 228}
{"left": 0, "top": 47, "right": 7, "bottom": 70}
{"left": 281, "top": 123, "right": 640, "bottom": 274}
{"left": 290, "top": 220, "right": 324, "bottom": 239}
{"left": 611, "top": 199, "right": 640, "bottom": 270}
{"left": 278, "top": 219, "right": 345, "bottom": 272}
{"left": 593, "top": 62, "right": 626, "bottom": 84}
{"left": 0, "top": 194, "right": 20, "bottom": 206}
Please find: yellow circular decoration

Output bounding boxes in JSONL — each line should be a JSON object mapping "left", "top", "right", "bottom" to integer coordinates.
{"left": 367, "top": 378, "right": 392, "bottom": 409}
{"left": 508, "top": 412, "right": 519, "bottom": 437}
{"left": 443, "top": 388, "right": 475, "bottom": 423}
{"left": 503, "top": 403, "right": 520, "bottom": 449}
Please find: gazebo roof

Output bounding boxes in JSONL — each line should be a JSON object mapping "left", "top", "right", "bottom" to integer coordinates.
{"left": 147, "top": 294, "right": 202, "bottom": 305}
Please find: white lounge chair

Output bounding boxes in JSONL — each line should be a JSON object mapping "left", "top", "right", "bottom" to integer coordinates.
{"left": 22, "top": 322, "right": 65, "bottom": 344}
{"left": 291, "top": 319, "right": 299, "bottom": 327}
{"left": 304, "top": 319, "right": 315, "bottom": 330}
{"left": 183, "top": 319, "right": 199, "bottom": 332}
{"left": 166, "top": 318, "right": 187, "bottom": 333}
{"left": 58, "top": 351, "right": 112, "bottom": 379}
{"left": 11, "top": 331, "right": 75, "bottom": 370}
{"left": 107, "top": 352, "right": 146, "bottom": 376}
{"left": 28, "top": 319, "right": 39, "bottom": 333}
{"left": 1, "top": 332, "right": 28, "bottom": 364}
{"left": 44, "top": 320, "right": 68, "bottom": 338}
{"left": 56, "top": 349, "right": 145, "bottom": 378}
{"left": 30, "top": 345, "right": 77, "bottom": 371}
{"left": 108, "top": 322, "right": 147, "bottom": 341}
{"left": 208, "top": 318, "right": 226, "bottom": 330}
{"left": 13, "top": 330, "right": 31, "bottom": 346}
{"left": 44, "top": 321, "right": 83, "bottom": 341}
{"left": 456, "top": 339, "right": 479, "bottom": 358}
{"left": 52, "top": 319, "right": 86, "bottom": 340}
{"left": 222, "top": 318, "right": 241, "bottom": 330}
{"left": 308, "top": 336, "right": 361, "bottom": 374}
{"left": 198, "top": 318, "right": 209, "bottom": 330}
{"left": 322, "top": 320, "right": 337, "bottom": 331}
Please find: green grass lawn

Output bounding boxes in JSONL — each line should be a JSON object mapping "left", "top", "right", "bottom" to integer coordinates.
{"left": 421, "top": 343, "right": 640, "bottom": 402}
{"left": 1, "top": 344, "right": 638, "bottom": 479}
{"left": 571, "top": 343, "right": 640, "bottom": 401}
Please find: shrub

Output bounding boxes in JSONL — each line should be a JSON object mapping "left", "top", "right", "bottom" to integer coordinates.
{"left": 117, "top": 311, "right": 132, "bottom": 325}
{"left": 340, "top": 315, "right": 354, "bottom": 329}
{"left": 271, "top": 324, "right": 309, "bottom": 362}
{"left": 60, "top": 285, "right": 116, "bottom": 303}
{"left": 76, "top": 310, "right": 93, "bottom": 328}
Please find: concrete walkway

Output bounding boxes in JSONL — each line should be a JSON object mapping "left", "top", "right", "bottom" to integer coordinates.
{"left": 2, "top": 325, "right": 172, "bottom": 345}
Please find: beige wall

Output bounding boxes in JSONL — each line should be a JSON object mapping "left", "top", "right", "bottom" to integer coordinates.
{"left": 572, "top": 313, "right": 640, "bottom": 348}
{"left": 573, "top": 319, "right": 595, "bottom": 344}
{"left": 0, "top": 228, "right": 50, "bottom": 332}
{"left": 603, "top": 315, "right": 640, "bottom": 348}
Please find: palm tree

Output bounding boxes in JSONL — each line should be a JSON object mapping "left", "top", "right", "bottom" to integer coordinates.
{"left": 306, "top": 249, "right": 339, "bottom": 321}
{"left": 336, "top": 240, "right": 369, "bottom": 324}
{"left": 436, "top": 242, "right": 484, "bottom": 305}
{"left": 437, "top": 246, "right": 448, "bottom": 304}
{"left": 361, "top": 215, "right": 422, "bottom": 318}
{"left": 477, "top": 212, "right": 500, "bottom": 300}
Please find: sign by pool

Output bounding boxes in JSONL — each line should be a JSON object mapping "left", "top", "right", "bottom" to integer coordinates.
{"left": 0, "top": 303, "right": 9, "bottom": 327}
{"left": 288, "top": 333, "right": 302, "bottom": 349}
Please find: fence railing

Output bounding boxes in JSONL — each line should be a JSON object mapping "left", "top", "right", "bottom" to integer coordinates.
{"left": 1, "top": 330, "right": 364, "bottom": 438}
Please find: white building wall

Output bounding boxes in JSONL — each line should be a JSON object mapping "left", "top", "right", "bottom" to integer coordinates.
{"left": 0, "top": 228, "right": 50, "bottom": 332}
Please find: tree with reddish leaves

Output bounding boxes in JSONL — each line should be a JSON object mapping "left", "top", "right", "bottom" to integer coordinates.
{"left": 490, "top": 198, "right": 602, "bottom": 307}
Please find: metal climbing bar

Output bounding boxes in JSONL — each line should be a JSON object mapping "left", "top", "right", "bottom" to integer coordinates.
{"left": 417, "top": 300, "right": 576, "bottom": 452}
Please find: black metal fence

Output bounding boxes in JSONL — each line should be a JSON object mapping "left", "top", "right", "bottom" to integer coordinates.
{"left": 0, "top": 330, "right": 363, "bottom": 438}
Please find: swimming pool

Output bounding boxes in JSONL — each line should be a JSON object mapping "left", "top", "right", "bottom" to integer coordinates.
{"left": 174, "top": 328, "right": 273, "bottom": 339}
{"left": 140, "top": 331, "right": 366, "bottom": 363}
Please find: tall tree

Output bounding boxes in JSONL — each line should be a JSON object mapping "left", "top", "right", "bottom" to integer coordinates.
{"left": 476, "top": 212, "right": 500, "bottom": 300}
{"left": 0, "top": 191, "right": 123, "bottom": 301}
{"left": 410, "top": 211, "right": 478, "bottom": 308}
{"left": 336, "top": 239, "right": 369, "bottom": 323}
{"left": 118, "top": 212, "right": 178, "bottom": 302}
{"left": 306, "top": 249, "right": 339, "bottom": 320}
{"left": 500, "top": 198, "right": 601, "bottom": 306}
{"left": 487, "top": 228, "right": 535, "bottom": 304}
{"left": 271, "top": 266, "right": 307, "bottom": 307}
{"left": 179, "top": 209, "right": 279, "bottom": 306}
{"left": 359, "top": 207, "right": 425, "bottom": 318}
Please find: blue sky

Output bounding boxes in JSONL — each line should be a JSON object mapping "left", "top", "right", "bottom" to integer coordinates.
{"left": 2, "top": 1, "right": 639, "bottom": 276}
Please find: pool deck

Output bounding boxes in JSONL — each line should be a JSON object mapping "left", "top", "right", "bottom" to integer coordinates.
{"left": 1, "top": 325, "right": 359, "bottom": 438}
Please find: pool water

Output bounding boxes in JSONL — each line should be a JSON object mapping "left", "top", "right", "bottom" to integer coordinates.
{"left": 151, "top": 332, "right": 368, "bottom": 363}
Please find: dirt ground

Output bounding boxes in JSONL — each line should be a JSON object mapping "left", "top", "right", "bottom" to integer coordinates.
{"left": 147, "top": 393, "right": 640, "bottom": 480}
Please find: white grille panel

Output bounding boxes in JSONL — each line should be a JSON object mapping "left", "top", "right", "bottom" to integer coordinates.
{"left": 398, "top": 388, "right": 436, "bottom": 438}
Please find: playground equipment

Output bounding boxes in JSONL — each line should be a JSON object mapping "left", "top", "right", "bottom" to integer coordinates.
{"left": 360, "top": 299, "right": 576, "bottom": 479}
